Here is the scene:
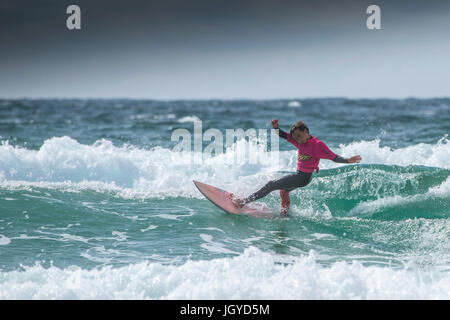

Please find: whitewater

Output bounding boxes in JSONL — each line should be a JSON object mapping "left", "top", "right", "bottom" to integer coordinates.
{"left": 0, "top": 98, "right": 449, "bottom": 299}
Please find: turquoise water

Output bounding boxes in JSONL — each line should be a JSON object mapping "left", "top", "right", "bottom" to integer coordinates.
{"left": 0, "top": 98, "right": 449, "bottom": 299}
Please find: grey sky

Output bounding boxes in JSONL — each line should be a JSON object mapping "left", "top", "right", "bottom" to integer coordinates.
{"left": 1, "top": 0, "right": 450, "bottom": 99}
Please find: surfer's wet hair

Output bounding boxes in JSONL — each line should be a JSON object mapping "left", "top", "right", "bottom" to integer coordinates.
{"left": 290, "top": 121, "right": 309, "bottom": 135}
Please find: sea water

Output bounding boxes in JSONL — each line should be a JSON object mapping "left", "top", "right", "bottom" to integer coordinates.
{"left": 0, "top": 98, "right": 449, "bottom": 299}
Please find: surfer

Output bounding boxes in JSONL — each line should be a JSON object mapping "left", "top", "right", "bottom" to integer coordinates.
{"left": 231, "top": 119, "right": 362, "bottom": 214}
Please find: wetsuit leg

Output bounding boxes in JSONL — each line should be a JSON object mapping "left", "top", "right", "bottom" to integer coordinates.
{"left": 243, "top": 171, "right": 312, "bottom": 204}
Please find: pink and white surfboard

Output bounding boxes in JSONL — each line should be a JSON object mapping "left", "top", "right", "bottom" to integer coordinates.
{"left": 193, "top": 180, "right": 286, "bottom": 219}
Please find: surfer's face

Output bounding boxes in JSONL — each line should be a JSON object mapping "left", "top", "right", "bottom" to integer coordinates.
{"left": 292, "top": 129, "right": 309, "bottom": 144}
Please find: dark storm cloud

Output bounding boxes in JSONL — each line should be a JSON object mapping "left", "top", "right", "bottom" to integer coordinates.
{"left": 2, "top": 0, "right": 449, "bottom": 58}
{"left": 1, "top": 0, "right": 450, "bottom": 98}
{"left": 2, "top": 0, "right": 450, "bottom": 52}
{"left": 0, "top": 0, "right": 375, "bottom": 54}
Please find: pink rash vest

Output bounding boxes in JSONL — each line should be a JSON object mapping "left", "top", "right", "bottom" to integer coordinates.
{"left": 285, "top": 134, "right": 337, "bottom": 173}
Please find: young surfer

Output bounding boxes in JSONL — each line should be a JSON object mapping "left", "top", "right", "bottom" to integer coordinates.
{"left": 232, "top": 119, "right": 362, "bottom": 214}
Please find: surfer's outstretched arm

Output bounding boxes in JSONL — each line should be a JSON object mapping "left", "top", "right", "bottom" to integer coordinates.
{"left": 332, "top": 155, "right": 349, "bottom": 163}
{"left": 315, "top": 138, "right": 362, "bottom": 164}
{"left": 331, "top": 155, "right": 361, "bottom": 163}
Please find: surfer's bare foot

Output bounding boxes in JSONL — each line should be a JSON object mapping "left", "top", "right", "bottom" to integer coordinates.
{"left": 230, "top": 193, "right": 245, "bottom": 208}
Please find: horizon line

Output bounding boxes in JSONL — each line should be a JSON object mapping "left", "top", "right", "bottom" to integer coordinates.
{"left": 1, "top": 95, "right": 450, "bottom": 101}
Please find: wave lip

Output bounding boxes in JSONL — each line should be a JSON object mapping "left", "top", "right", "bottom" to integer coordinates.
{"left": 0, "top": 136, "right": 145, "bottom": 187}
{"left": 320, "top": 135, "right": 450, "bottom": 170}
{"left": 0, "top": 136, "right": 448, "bottom": 200}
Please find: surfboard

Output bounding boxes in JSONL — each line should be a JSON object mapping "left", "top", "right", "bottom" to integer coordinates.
{"left": 193, "top": 180, "right": 287, "bottom": 219}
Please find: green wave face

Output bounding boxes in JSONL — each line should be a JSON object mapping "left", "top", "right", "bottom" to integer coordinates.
{"left": 1, "top": 164, "right": 449, "bottom": 272}
{"left": 294, "top": 165, "right": 450, "bottom": 221}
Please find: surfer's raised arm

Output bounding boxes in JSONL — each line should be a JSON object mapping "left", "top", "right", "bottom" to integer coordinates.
{"left": 271, "top": 119, "right": 288, "bottom": 139}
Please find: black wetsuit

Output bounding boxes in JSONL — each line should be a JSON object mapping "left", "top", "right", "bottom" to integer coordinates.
{"left": 242, "top": 128, "right": 348, "bottom": 204}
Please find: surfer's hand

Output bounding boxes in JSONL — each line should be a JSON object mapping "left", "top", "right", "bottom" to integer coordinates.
{"left": 348, "top": 155, "right": 362, "bottom": 163}
{"left": 271, "top": 119, "right": 279, "bottom": 129}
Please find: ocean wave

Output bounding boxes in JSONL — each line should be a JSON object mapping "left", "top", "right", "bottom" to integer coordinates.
{"left": 287, "top": 100, "right": 302, "bottom": 107}
{"left": 177, "top": 115, "right": 202, "bottom": 123}
{"left": 0, "top": 247, "right": 448, "bottom": 299}
{"left": 347, "top": 175, "right": 450, "bottom": 218}
{"left": 322, "top": 135, "right": 449, "bottom": 170}
{"left": 0, "top": 136, "right": 448, "bottom": 201}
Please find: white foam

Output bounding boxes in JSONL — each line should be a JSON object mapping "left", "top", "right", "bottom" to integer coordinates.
{"left": 140, "top": 225, "right": 158, "bottom": 232}
{"left": 0, "top": 136, "right": 448, "bottom": 199}
{"left": 199, "top": 234, "right": 239, "bottom": 255}
{"left": 0, "top": 247, "right": 448, "bottom": 299}
{"left": 112, "top": 231, "right": 127, "bottom": 242}
{"left": 428, "top": 175, "right": 450, "bottom": 196}
{"left": 0, "top": 235, "right": 11, "bottom": 246}
{"left": 328, "top": 135, "right": 450, "bottom": 170}
{"left": 287, "top": 100, "right": 302, "bottom": 107}
{"left": 178, "top": 116, "right": 201, "bottom": 123}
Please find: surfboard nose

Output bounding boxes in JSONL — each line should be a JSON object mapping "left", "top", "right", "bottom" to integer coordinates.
{"left": 193, "top": 180, "right": 206, "bottom": 188}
